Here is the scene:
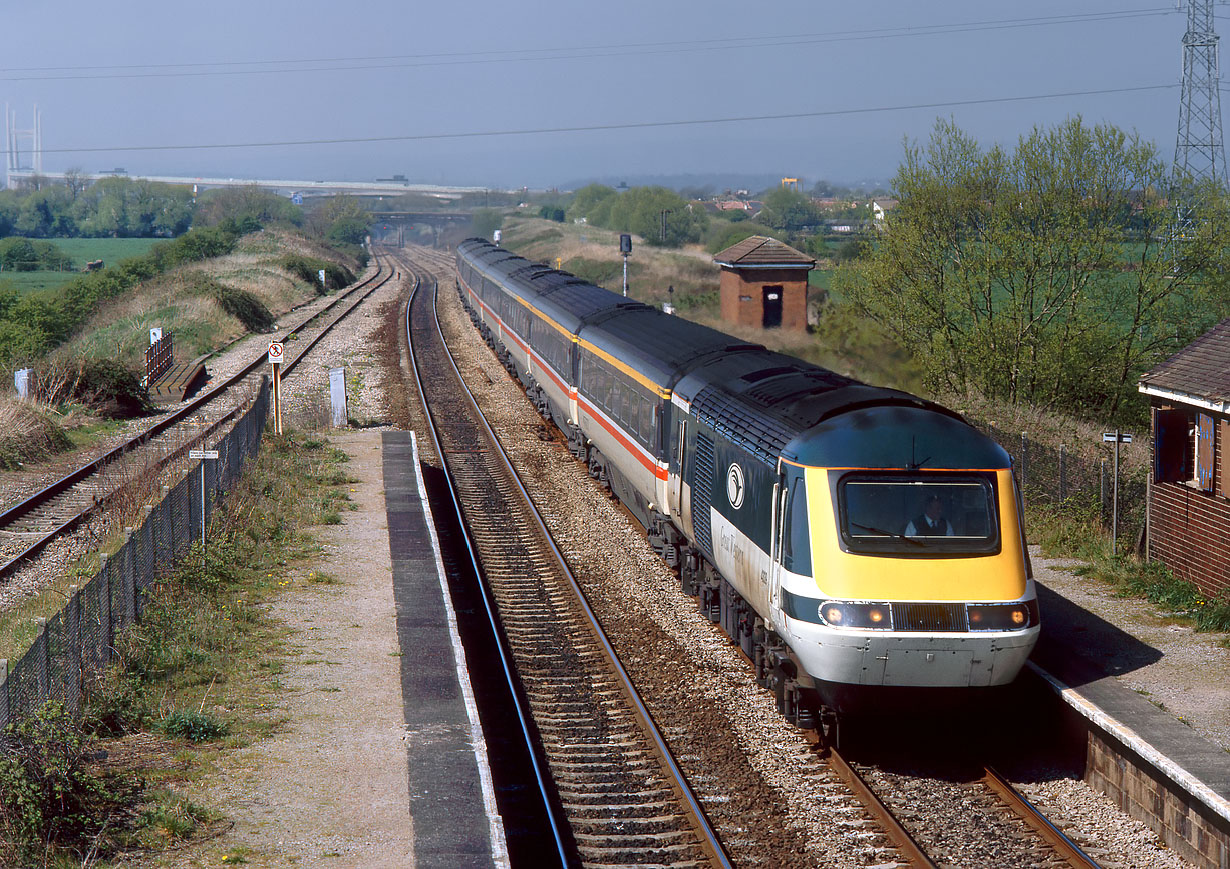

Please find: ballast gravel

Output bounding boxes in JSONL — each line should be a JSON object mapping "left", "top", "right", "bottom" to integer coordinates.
{"left": 415, "top": 243, "right": 1204, "bottom": 869}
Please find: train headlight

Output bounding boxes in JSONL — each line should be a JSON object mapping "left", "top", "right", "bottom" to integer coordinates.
{"left": 818, "top": 602, "right": 893, "bottom": 630}
{"left": 967, "top": 603, "right": 1032, "bottom": 631}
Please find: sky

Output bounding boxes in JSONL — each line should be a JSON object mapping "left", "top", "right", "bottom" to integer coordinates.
{"left": 0, "top": 2, "right": 1209, "bottom": 191}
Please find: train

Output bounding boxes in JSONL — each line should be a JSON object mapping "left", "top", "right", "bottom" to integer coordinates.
{"left": 454, "top": 237, "right": 1039, "bottom": 736}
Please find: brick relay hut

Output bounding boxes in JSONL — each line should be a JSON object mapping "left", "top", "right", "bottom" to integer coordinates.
{"left": 713, "top": 236, "right": 814, "bottom": 332}
{"left": 1138, "top": 317, "right": 1230, "bottom": 598}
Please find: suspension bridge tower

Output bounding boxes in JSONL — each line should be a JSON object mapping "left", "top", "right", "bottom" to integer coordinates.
{"left": 1174, "top": 0, "right": 1227, "bottom": 184}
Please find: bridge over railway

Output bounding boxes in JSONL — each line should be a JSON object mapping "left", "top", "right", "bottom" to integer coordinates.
{"left": 369, "top": 211, "right": 473, "bottom": 246}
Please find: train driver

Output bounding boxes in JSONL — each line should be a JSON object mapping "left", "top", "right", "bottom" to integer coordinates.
{"left": 905, "top": 494, "right": 955, "bottom": 537}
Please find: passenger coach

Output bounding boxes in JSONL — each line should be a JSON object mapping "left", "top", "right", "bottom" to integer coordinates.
{"left": 455, "top": 238, "right": 1040, "bottom": 731}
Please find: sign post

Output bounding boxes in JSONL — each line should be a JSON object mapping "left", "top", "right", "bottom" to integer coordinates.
{"left": 1102, "top": 430, "right": 1133, "bottom": 555}
{"left": 329, "top": 367, "right": 347, "bottom": 428}
{"left": 268, "top": 342, "right": 284, "bottom": 436}
{"left": 189, "top": 449, "right": 220, "bottom": 549}
{"left": 13, "top": 368, "right": 31, "bottom": 399}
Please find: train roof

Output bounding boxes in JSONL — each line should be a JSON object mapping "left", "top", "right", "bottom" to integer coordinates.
{"left": 460, "top": 238, "right": 650, "bottom": 332}
{"left": 579, "top": 308, "right": 759, "bottom": 391}
{"left": 677, "top": 353, "right": 1006, "bottom": 469}
{"left": 458, "top": 239, "right": 1007, "bottom": 469}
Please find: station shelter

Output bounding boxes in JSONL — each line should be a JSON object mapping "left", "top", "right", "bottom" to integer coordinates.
{"left": 1139, "top": 317, "right": 1230, "bottom": 599}
{"left": 713, "top": 236, "right": 814, "bottom": 332}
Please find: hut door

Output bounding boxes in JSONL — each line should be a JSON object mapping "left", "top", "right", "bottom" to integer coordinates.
{"left": 762, "top": 286, "right": 783, "bottom": 328}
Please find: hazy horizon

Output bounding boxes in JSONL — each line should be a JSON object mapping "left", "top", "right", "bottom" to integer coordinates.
{"left": 0, "top": 2, "right": 1204, "bottom": 192}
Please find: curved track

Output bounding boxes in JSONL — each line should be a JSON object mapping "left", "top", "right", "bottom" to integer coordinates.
{"left": 393, "top": 242, "right": 1113, "bottom": 869}
{"left": 400, "top": 252, "right": 731, "bottom": 869}
{"left": 0, "top": 250, "right": 394, "bottom": 581}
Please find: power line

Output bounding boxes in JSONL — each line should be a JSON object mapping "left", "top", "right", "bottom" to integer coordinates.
{"left": 9, "top": 83, "right": 1176, "bottom": 158}
{"left": 0, "top": 8, "right": 1174, "bottom": 83}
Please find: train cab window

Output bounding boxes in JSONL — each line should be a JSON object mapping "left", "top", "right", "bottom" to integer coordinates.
{"left": 838, "top": 475, "right": 1000, "bottom": 555}
{"left": 782, "top": 478, "right": 812, "bottom": 575}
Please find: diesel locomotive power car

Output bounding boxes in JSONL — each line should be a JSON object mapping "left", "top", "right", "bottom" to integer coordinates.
{"left": 455, "top": 238, "right": 1039, "bottom": 729}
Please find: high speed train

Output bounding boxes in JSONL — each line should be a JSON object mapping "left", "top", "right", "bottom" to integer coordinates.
{"left": 454, "top": 238, "right": 1039, "bottom": 733}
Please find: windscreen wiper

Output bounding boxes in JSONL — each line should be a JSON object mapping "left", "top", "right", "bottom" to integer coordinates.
{"left": 851, "top": 522, "right": 925, "bottom": 547}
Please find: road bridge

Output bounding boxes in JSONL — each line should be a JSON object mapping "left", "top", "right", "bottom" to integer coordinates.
{"left": 370, "top": 211, "right": 473, "bottom": 246}
{"left": 5, "top": 169, "right": 490, "bottom": 200}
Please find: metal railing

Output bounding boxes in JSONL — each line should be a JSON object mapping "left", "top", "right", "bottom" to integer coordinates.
{"left": 0, "top": 376, "right": 270, "bottom": 728}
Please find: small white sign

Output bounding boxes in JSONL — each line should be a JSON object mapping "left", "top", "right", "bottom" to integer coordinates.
{"left": 268, "top": 342, "right": 284, "bottom": 363}
{"left": 189, "top": 449, "right": 219, "bottom": 459}
{"left": 318, "top": 268, "right": 326, "bottom": 287}
{"left": 1102, "top": 432, "right": 1133, "bottom": 443}
{"left": 149, "top": 327, "right": 162, "bottom": 345}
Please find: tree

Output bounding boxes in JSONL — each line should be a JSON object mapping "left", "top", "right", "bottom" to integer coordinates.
{"left": 566, "top": 184, "right": 617, "bottom": 223}
{"left": 836, "top": 116, "right": 1230, "bottom": 422}
{"left": 470, "top": 208, "right": 504, "bottom": 241}
{"left": 605, "top": 186, "right": 707, "bottom": 247}
{"left": 758, "top": 188, "right": 821, "bottom": 231}
{"left": 194, "top": 186, "right": 302, "bottom": 229}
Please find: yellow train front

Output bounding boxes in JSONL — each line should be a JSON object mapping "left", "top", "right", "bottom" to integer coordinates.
{"left": 773, "top": 405, "right": 1038, "bottom": 716}
{"left": 670, "top": 364, "right": 1039, "bottom": 723}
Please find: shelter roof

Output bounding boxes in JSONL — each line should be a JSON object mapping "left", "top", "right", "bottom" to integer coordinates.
{"left": 1139, "top": 317, "right": 1230, "bottom": 410}
{"left": 713, "top": 236, "right": 815, "bottom": 269}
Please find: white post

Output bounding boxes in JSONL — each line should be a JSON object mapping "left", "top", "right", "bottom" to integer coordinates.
{"left": 329, "top": 367, "right": 348, "bottom": 428}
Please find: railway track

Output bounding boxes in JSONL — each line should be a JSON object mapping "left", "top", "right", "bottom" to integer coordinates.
{"left": 401, "top": 253, "right": 731, "bottom": 868}
{"left": 827, "top": 747, "right": 1102, "bottom": 868}
{"left": 391, "top": 243, "right": 1118, "bottom": 868}
{"left": 0, "top": 249, "right": 395, "bottom": 582}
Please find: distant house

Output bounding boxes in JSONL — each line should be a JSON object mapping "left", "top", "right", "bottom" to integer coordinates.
{"left": 713, "top": 236, "right": 814, "bottom": 332}
{"left": 872, "top": 199, "right": 898, "bottom": 222}
{"left": 1138, "top": 318, "right": 1230, "bottom": 598}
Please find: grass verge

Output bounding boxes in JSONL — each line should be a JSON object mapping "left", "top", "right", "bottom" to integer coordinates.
{"left": 1028, "top": 499, "right": 1230, "bottom": 640}
{"left": 0, "top": 428, "right": 354, "bottom": 865}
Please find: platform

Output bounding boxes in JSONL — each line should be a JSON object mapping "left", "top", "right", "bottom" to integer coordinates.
{"left": 1031, "top": 580, "right": 1230, "bottom": 866}
{"left": 382, "top": 430, "right": 508, "bottom": 868}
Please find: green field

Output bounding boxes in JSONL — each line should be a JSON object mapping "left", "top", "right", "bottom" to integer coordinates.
{"left": 0, "top": 238, "right": 164, "bottom": 294}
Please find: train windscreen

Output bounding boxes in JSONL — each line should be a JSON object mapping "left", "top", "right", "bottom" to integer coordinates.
{"left": 837, "top": 474, "right": 1000, "bottom": 555}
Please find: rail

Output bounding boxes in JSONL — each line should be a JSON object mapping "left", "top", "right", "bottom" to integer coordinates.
{"left": 401, "top": 251, "right": 732, "bottom": 868}
{"left": 0, "top": 250, "right": 393, "bottom": 580}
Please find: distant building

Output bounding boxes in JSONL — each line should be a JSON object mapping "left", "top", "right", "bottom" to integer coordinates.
{"left": 713, "top": 236, "right": 814, "bottom": 332}
{"left": 1139, "top": 318, "right": 1230, "bottom": 598}
{"left": 872, "top": 199, "right": 899, "bottom": 222}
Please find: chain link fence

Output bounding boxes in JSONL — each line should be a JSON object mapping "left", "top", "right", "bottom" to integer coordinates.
{"left": 971, "top": 420, "right": 1149, "bottom": 547}
{"left": 0, "top": 376, "right": 271, "bottom": 729}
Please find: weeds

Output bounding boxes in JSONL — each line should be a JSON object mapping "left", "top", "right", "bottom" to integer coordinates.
{"left": 160, "top": 710, "right": 229, "bottom": 743}
{"left": 1027, "top": 497, "right": 1230, "bottom": 634}
{"left": 0, "top": 703, "right": 137, "bottom": 866}
{"left": 0, "top": 429, "right": 354, "bottom": 864}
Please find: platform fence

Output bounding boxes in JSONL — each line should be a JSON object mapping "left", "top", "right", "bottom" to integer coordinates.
{"left": 0, "top": 376, "right": 270, "bottom": 729}
{"left": 971, "top": 420, "right": 1149, "bottom": 546}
